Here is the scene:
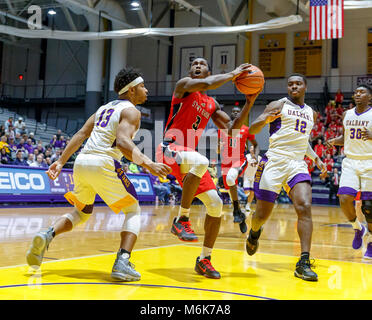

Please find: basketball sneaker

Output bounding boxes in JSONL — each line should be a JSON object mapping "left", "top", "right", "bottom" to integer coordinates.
{"left": 171, "top": 216, "right": 198, "bottom": 242}
{"left": 294, "top": 258, "right": 318, "bottom": 281}
{"left": 195, "top": 256, "right": 221, "bottom": 279}
{"left": 233, "top": 208, "right": 245, "bottom": 224}
{"left": 239, "top": 221, "right": 247, "bottom": 234}
{"left": 111, "top": 252, "right": 141, "bottom": 281}
{"left": 26, "top": 227, "right": 54, "bottom": 268}
{"left": 352, "top": 225, "right": 366, "bottom": 250}
{"left": 363, "top": 242, "right": 372, "bottom": 259}
{"left": 246, "top": 227, "right": 262, "bottom": 256}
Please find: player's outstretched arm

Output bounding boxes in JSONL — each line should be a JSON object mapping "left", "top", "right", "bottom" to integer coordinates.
{"left": 249, "top": 99, "right": 285, "bottom": 135}
{"left": 211, "top": 91, "right": 261, "bottom": 137}
{"left": 174, "top": 63, "right": 252, "bottom": 98}
{"left": 116, "top": 108, "right": 171, "bottom": 179}
{"left": 305, "top": 143, "right": 328, "bottom": 179}
{"left": 46, "top": 113, "right": 96, "bottom": 180}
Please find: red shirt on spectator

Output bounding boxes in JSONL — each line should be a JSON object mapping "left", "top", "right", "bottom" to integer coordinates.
{"left": 324, "top": 128, "right": 336, "bottom": 140}
{"left": 325, "top": 145, "right": 337, "bottom": 157}
{"left": 335, "top": 90, "right": 344, "bottom": 104}
{"left": 314, "top": 142, "right": 326, "bottom": 158}
{"left": 324, "top": 156, "right": 334, "bottom": 172}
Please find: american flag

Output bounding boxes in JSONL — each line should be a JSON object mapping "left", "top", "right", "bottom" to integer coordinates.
{"left": 309, "top": 0, "right": 344, "bottom": 40}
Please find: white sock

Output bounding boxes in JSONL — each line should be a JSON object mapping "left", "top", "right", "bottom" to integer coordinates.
{"left": 200, "top": 246, "right": 213, "bottom": 259}
{"left": 177, "top": 207, "right": 190, "bottom": 221}
{"left": 351, "top": 219, "right": 362, "bottom": 231}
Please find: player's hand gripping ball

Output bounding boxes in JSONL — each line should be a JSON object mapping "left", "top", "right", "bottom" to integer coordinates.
{"left": 235, "top": 65, "right": 265, "bottom": 95}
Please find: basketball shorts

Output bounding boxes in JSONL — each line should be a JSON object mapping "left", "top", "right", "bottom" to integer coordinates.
{"left": 221, "top": 158, "right": 248, "bottom": 190}
{"left": 338, "top": 158, "right": 372, "bottom": 200}
{"left": 156, "top": 142, "right": 216, "bottom": 196}
{"left": 254, "top": 154, "right": 311, "bottom": 203}
{"left": 64, "top": 153, "right": 138, "bottom": 213}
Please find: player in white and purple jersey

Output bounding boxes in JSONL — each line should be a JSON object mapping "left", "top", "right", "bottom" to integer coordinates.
{"left": 326, "top": 84, "right": 372, "bottom": 259}
{"left": 245, "top": 74, "right": 327, "bottom": 282}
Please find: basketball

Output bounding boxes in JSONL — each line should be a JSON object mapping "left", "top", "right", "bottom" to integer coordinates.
{"left": 234, "top": 65, "right": 265, "bottom": 95}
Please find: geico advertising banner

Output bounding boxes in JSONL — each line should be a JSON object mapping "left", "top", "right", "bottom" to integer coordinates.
{"left": 0, "top": 166, "right": 155, "bottom": 201}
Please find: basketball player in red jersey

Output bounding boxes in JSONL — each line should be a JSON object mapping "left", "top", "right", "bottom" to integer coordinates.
{"left": 217, "top": 106, "right": 259, "bottom": 233}
{"left": 156, "top": 57, "right": 260, "bottom": 279}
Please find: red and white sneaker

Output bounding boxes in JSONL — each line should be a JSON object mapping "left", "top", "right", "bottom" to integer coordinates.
{"left": 171, "top": 216, "right": 198, "bottom": 242}
{"left": 195, "top": 256, "right": 221, "bottom": 279}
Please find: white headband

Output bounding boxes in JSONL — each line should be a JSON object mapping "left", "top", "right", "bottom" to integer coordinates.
{"left": 118, "top": 77, "right": 144, "bottom": 95}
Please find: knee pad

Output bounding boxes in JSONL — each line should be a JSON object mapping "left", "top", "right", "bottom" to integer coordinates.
{"left": 63, "top": 208, "right": 91, "bottom": 227}
{"left": 226, "top": 168, "right": 239, "bottom": 187}
{"left": 122, "top": 202, "right": 141, "bottom": 236}
{"left": 197, "top": 189, "right": 223, "bottom": 218}
{"left": 362, "top": 200, "right": 372, "bottom": 223}
{"left": 186, "top": 153, "right": 209, "bottom": 178}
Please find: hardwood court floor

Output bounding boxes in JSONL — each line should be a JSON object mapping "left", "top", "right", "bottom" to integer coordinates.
{"left": 0, "top": 203, "right": 371, "bottom": 300}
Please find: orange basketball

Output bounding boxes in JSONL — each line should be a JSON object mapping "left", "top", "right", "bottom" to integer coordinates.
{"left": 234, "top": 65, "right": 265, "bottom": 95}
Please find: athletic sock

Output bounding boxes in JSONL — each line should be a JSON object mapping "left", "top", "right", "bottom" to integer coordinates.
{"left": 300, "top": 252, "right": 310, "bottom": 261}
{"left": 200, "top": 246, "right": 212, "bottom": 260}
{"left": 119, "top": 248, "right": 131, "bottom": 259}
{"left": 233, "top": 200, "right": 240, "bottom": 211}
{"left": 350, "top": 218, "right": 362, "bottom": 231}
{"left": 250, "top": 228, "right": 261, "bottom": 240}
{"left": 177, "top": 207, "right": 190, "bottom": 222}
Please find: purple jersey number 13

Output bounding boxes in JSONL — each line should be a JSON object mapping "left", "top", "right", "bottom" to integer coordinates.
{"left": 96, "top": 108, "right": 114, "bottom": 128}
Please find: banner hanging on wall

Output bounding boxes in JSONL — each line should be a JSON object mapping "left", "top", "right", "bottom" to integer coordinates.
{"left": 368, "top": 28, "right": 372, "bottom": 75}
{"left": 293, "top": 31, "right": 322, "bottom": 77}
{"left": 258, "top": 33, "right": 286, "bottom": 78}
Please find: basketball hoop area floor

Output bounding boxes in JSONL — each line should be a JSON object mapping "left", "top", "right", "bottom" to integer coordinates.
{"left": 0, "top": 203, "right": 371, "bottom": 300}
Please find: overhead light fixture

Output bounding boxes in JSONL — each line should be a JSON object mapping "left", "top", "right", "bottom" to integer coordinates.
{"left": 48, "top": 9, "right": 57, "bottom": 15}
{"left": 130, "top": 1, "right": 140, "bottom": 7}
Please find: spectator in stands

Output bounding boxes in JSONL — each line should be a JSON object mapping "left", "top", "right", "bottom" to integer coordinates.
{"left": 334, "top": 89, "right": 344, "bottom": 105}
{"left": 26, "top": 153, "right": 35, "bottom": 166}
{"left": 325, "top": 143, "right": 337, "bottom": 158}
{"left": 335, "top": 103, "right": 344, "bottom": 117}
{"left": 5, "top": 125, "right": 15, "bottom": 140}
{"left": 45, "top": 157, "right": 52, "bottom": 166}
{"left": 4, "top": 117, "right": 13, "bottom": 132}
{"left": 0, "top": 135, "right": 10, "bottom": 154}
{"left": 35, "top": 143, "right": 44, "bottom": 154}
{"left": 324, "top": 153, "right": 335, "bottom": 172}
{"left": 17, "top": 138, "right": 26, "bottom": 150}
{"left": 310, "top": 119, "right": 324, "bottom": 144}
{"left": 207, "top": 160, "right": 218, "bottom": 185}
{"left": 122, "top": 163, "right": 129, "bottom": 173}
{"left": 44, "top": 149, "right": 53, "bottom": 159}
{"left": 50, "top": 135, "right": 58, "bottom": 148}
{"left": 59, "top": 136, "right": 67, "bottom": 149}
{"left": 143, "top": 167, "right": 170, "bottom": 205}
{"left": 128, "top": 162, "right": 140, "bottom": 173}
{"left": 14, "top": 133, "right": 21, "bottom": 144}
{"left": 0, "top": 148, "right": 11, "bottom": 165}
{"left": 30, "top": 154, "right": 47, "bottom": 168}
{"left": 14, "top": 117, "right": 26, "bottom": 135}
{"left": 324, "top": 100, "right": 335, "bottom": 125}
{"left": 8, "top": 137, "right": 17, "bottom": 153}
{"left": 0, "top": 125, "right": 5, "bottom": 137}
{"left": 167, "top": 173, "right": 183, "bottom": 202}
{"left": 50, "top": 148, "right": 61, "bottom": 163}
{"left": 24, "top": 138, "right": 34, "bottom": 155}
{"left": 29, "top": 132, "right": 36, "bottom": 144}
{"left": 314, "top": 139, "right": 326, "bottom": 159}
{"left": 324, "top": 126, "right": 336, "bottom": 141}
{"left": 347, "top": 102, "right": 354, "bottom": 110}
{"left": 327, "top": 167, "right": 340, "bottom": 205}
{"left": 13, "top": 150, "right": 28, "bottom": 166}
